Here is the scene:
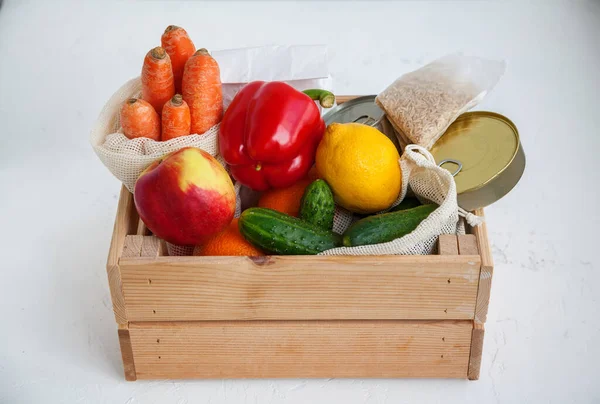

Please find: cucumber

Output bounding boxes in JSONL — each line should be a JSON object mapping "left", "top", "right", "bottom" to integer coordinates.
{"left": 389, "top": 197, "right": 422, "bottom": 212}
{"left": 239, "top": 208, "right": 342, "bottom": 255}
{"left": 342, "top": 204, "right": 438, "bottom": 247}
{"left": 299, "top": 179, "right": 335, "bottom": 230}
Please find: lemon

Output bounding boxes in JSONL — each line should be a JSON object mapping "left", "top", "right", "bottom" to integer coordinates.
{"left": 316, "top": 123, "right": 401, "bottom": 214}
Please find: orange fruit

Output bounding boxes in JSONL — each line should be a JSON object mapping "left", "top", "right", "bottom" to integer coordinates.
{"left": 257, "top": 178, "right": 312, "bottom": 216}
{"left": 193, "top": 218, "right": 263, "bottom": 256}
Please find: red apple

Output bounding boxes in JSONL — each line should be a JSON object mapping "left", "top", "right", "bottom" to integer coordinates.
{"left": 134, "top": 147, "right": 236, "bottom": 246}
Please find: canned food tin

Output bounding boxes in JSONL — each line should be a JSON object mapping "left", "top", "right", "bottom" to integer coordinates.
{"left": 430, "top": 111, "right": 525, "bottom": 211}
{"left": 323, "top": 95, "right": 401, "bottom": 150}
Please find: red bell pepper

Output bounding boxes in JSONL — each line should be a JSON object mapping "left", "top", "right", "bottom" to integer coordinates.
{"left": 219, "top": 81, "right": 334, "bottom": 191}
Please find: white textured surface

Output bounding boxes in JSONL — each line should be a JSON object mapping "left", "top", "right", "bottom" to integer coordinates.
{"left": 0, "top": 0, "right": 599, "bottom": 402}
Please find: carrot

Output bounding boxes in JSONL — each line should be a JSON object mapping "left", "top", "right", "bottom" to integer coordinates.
{"left": 161, "top": 25, "right": 196, "bottom": 93}
{"left": 141, "top": 47, "right": 175, "bottom": 114}
{"left": 182, "top": 48, "right": 223, "bottom": 135}
{"left": 161, "top": 94, "right": 191, "bottom": 141}
{"left": 120, "top": 98, "right": 160, "bottom": 140}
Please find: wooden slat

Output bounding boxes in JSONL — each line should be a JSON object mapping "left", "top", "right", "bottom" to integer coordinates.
{"left": 128, "top": 320, "right": 472, "bottom": 379}
{"left": 468, "top": 322, "right": 485, "bottom": 380}
{"left": 159, "top": 239, "right": 168, "bottom": 257}
{"left": 336, "top": 95, "right": 360, "bottom": 104}
{"left": 438, "top": 234, "right": 459, "bottom": 255}
{"left": 118, "top": 323, "right": 137, "bottom": 381}
{"left": 106, "top": 186, "right": 136, "bottom": 323}
{"left": 136, "top": 218, "right": 150, "bottom": 236}
{"left": 141, "top": 236, "right": 162, "bottom": 257}
{"left": 122, "top": 235, "right": 143, "bottom": 258}
{"left": 471, "top": 209, "right": 494, "bottom": 324}
{"left": 458, "top": 234, "right": 478, "bottom": 256}
{"left": 126, "top": 190, "right": 140, "bottom": 236}
{"left": 119, "top": 255, "right": 481, "bottom": 321}
{"left": 123, "top": 235, "right": 162, "bottom": 258}
{"left": 458, "top": 232, "right": 486, "bottom": 380}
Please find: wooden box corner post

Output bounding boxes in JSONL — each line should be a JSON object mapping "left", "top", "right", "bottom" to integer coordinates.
{"left": 439, "top": 229, "right": 492, "bottom": 381}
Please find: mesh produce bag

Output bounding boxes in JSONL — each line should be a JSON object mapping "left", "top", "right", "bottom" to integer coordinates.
{"left": 90, "top": 77, "right": 242, "bottom": 256}
{"left": 90, "top": 77, "right": 227, "bottom": 193}
{"left": 321, "top": 145, "right": 482, "bottom": 256}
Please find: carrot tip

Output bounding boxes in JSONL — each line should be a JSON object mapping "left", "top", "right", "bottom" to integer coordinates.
{"left": 195, "top": 48, "right": 210, "bottom": 56}
{"left": 150, "top": 47, "right": 167, "bottom": 59}
{"left": 127, "top": 98, "right": 138, "bottom": 105}
{"left": 164, "top": 25, "right": 180, "bottom": 33}
{"left": 171, "top": 94, "right": 183, "bottom": 106}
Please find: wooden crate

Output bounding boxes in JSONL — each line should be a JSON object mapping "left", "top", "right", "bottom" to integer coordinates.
{"left": 105, "top": 97, "right": 494, "bottom": 381}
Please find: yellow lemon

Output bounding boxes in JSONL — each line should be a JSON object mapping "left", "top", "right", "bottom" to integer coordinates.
{"left": 316, "top": 123, "right": 401, "bottom": 214}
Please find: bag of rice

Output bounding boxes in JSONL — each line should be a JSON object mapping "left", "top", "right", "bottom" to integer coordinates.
{"left": 376, "top": 53, "right": 505, "bottom": 149}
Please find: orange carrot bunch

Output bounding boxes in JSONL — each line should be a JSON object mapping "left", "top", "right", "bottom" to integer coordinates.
{"left": 119, "top": 27, "right": 222, "bottom": 141}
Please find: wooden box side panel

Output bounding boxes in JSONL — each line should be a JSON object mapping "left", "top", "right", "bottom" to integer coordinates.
{"left": 118, "top": 324, "right": 137, "bottom": 381}
{"left": 471, "top": 208, "right": 494, "bottom": 324}
{"left": 106, "top": 186, "right": 139, "bottom": 323}
{"left": 468, "top": 321, "right": 485, "bottom": 380}
{"left": 439, "top": 233, "right": 487, "bottom": 381}
{"left": 119, "top": 255, "right": 481, "bottom": 321}
{"left": 128, "top": 320, "right": 472, "bottom": 379}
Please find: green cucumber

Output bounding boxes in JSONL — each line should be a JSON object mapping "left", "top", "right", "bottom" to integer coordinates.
{"left": 239, "top": 208, "right": 342, "bottom": 255}
{"left": 389, "top": 197, "right": 422, "bottom": 212}
{"left": 342, "top": 204, "right": 438, "bottom": 247}
{"left": 299, "top": 179, "right": 335, "bottom": 230}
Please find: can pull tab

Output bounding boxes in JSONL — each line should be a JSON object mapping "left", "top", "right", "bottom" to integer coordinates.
{"left": 352, "top": 115, "right": 382, "bottom": 127}
{"left": 438, "top": 159, "right": 463, "bottom": 177}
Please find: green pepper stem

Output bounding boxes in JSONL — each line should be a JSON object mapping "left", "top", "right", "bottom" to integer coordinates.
{"left": 302, "top": 89, "right": 336, "bottom": 108}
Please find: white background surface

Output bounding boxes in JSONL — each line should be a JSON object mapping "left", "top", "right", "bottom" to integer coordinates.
{"left": 1, "top": 0, "right": 599, "bottom": 403}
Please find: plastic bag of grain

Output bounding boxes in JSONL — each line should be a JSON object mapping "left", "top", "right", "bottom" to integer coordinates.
{"left": 376, "top": 53, "right": 505, "bottom": 149}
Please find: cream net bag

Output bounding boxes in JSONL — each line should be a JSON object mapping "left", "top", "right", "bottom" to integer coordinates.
{"left": 90, "top": 77, "right": 230, "bottom": 192}
{"left": 90, "top": 77, "right": 241, "bottom": 256}
{"left": 321, "top": 145, "right": 483, "bottom": 256}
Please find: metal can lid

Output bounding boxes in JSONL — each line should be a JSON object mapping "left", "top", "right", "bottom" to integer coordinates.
{"left": 430, "top": 111, "right": 523, "bottom": 197}
{"left": 323, "top": 95, "right": 384, "bottom": 126}
{"left": 323, "top": 95, "right": 400, "bottom": 150}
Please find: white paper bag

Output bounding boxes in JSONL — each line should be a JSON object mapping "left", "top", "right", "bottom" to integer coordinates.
{"left": 212, "top": 45, "right": 333, "bottom": 110}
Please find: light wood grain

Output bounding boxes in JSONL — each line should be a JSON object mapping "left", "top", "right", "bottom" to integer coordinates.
{"left": 468, "top": 322, "right": 485, "bottom": 380}
{"left": 458, "top": 234, "right": 478, "bottom": 256}
{"left": 141, "top": 236, "right": 162, "bottom": 257}
{"left": 458, "top": 231, "right": 486, "bottom": 380}
{"left": 128, "top": 320, "right": 472, "bottom": 379}
{"left": 122, "top": 235, "right": 143, "bottom": 258}
{"left": 106, "top": 186, "right": 136, "bottom": 323}
{"left": 136, "top": 219, "right": 150, "bottom": 236}
{"left": 438, "top": 235, "right": 459, "bottom": 255}
{"left": 336, "top": 95, "right": 361, "bottom": 104}
{"left": 159, "top": 239, "right": 168, "bottom": 257}
{"left": 471, "top": 209, "right": 494, "bottom": 324}
{"left": 119, "top": 255, "right": 481, "bottom": 321}
{"left": 122, "top": 235, "right": 162, "bottom": 258}
{"left": 118, "top": 323, "right": 137, "bottom": 381}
